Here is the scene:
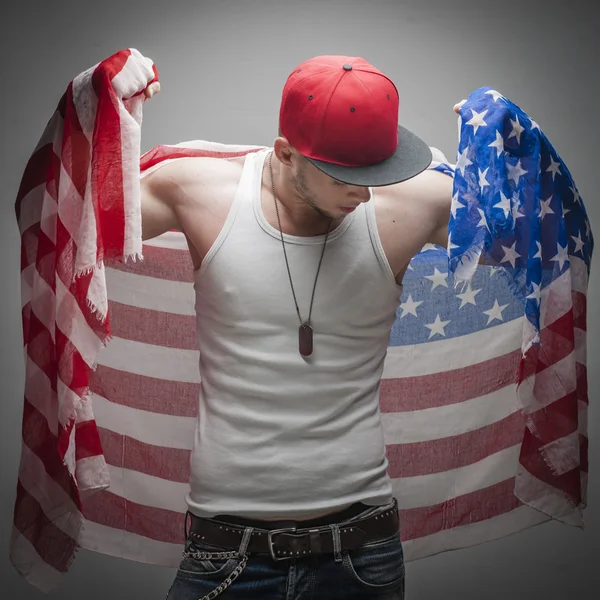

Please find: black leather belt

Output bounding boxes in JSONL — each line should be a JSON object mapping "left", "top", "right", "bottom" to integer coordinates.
{"left": 187, "top": 499, "right": 399, "bottom": 562}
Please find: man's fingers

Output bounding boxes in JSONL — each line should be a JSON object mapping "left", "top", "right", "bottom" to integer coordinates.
{"left": 453, "top": 99, "right": 467, "bottom": 114}
{"left": 144, "top": 81, "right": 161, "bottom": 99}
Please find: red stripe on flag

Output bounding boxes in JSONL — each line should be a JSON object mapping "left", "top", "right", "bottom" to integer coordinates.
{"left": 95, "top": 49, "right": 131, "bottom": 81}
{"left": 13, "top": 481, "right": 78, "bottom": 573}
{"left": 519, "top": 431, "right": 584, "bottom": 505}
{"left": 380, "top": 348, "right": 520, "bottom": 413}
{"left": 109, "top": 245, "right": 194, "bottom": 282}
{"left": 25, "top": 312, "right": 57, "bottom": 390}
{"left": 15, "top": 140, "right": 54, "bottom": 219}
{"left": 35, "top": 228, "right": 58, "bottom": 293}
{"left": 55, "top": 327, "right": 94, "bottom": 394}
{"left": 82, "top": 478, "right": 525, "bottom": 547}
{"left": 386, "top": 411, "right": 524, "bottom": 478}
{"left": 75, "top": 419, "right": 105, "bottom": 461}
{"left": 109, "top": 302, "right": 198, "bottom": 349}
{"left": 21, "top": 398, "right": 79, "bottom": 503}
{"left": 82, "top": 490, "right": 185, "bottom": 544}
{"left": 90, "top": 364, "right": 199, "bottom": 417}
{"left": 520, "top": 309, "right": 575, "bottom": 381}
{"left": 61, "top": 81, "right": 91, "bottom": 202}
{"left": 399, "top": 478, "right": 522, "bottom": 541}
{"left": 54, "top": 207, "right": 109, "bottom": 341}
{"left": 526, "top": 390, "right": 580, "bottom": 444}
{"left": 98, "top": 427, "right": 191, "bottom": 483}
{"left": 21, "top": 222, "right": 42, "bottom": 271}
{"left": 91, "top": 54, "right": 128, "bottom": 259}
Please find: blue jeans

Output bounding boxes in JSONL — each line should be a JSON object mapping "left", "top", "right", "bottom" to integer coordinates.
{"left": 165, "top": 500, "right": 405, "bottom": 599}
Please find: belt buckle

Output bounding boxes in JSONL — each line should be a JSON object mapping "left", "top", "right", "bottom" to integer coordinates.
{"left": 267, "top": 527, "right": 297, "bottom": 561}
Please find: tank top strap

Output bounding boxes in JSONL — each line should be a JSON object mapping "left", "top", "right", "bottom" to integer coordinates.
{"left": 195, "top": 148, "right": 268, "bottom": 276}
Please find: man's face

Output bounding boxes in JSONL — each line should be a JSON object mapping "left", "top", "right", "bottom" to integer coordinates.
{"left": 290, "top": 156, "right": 371, "bottom": 220}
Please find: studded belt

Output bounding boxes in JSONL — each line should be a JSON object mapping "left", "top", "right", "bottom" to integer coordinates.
{"left": 186, "top": 499, "right": 399, "bottom": 562}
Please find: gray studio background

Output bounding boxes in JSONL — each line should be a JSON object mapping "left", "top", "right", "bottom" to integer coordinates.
{"left": 1, "top": 1, "right": 598, "bottom": 598}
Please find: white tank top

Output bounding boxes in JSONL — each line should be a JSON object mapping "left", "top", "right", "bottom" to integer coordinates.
{"left": 186, "top": 148, "right": 403, "bottom": 519}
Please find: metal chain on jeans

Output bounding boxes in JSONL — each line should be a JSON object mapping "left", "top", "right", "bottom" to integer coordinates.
{"left": 179, "top": 548, "right": 249, "bottom": 600}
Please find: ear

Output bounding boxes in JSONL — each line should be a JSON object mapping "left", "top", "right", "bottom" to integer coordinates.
{"left": 273, "top": 136, "right": 297, "bottom": 168}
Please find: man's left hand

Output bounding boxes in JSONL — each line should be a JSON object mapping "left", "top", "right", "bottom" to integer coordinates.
{"left": 453, "top": 99, "right": 467, "bottom": 114}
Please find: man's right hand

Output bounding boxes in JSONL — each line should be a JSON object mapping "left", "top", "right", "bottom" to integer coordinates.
{"left": 144, "top": 81, "right": 161, "bottom": 99}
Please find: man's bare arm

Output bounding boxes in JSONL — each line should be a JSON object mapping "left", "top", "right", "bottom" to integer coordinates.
{"left": 140, "top": 166, "right": 183, "bottom": 240}
{"left": 137, "top": 80, "right": 185, "bottom": 241}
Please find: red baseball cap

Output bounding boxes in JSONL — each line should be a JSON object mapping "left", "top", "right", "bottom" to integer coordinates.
{"left": 279, "top": 55, "right": 432, "bottom": 187}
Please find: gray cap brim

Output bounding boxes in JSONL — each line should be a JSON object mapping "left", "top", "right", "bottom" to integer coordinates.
{"left": 306, "top": 125, "right": 432, "bottom": 187}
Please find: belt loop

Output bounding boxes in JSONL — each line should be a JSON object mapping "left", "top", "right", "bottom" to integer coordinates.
{"left": 329, "top": 524, "right": 342, "bottom": 563}
{"left": 237, "top": 527, "right": 254, "bottom": 559}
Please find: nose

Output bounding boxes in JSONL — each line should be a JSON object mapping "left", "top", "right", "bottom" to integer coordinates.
{"left": 349, "top": 186, "right": 371, "bottom": 203}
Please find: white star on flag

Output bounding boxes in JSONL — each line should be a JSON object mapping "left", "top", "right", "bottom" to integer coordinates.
{"left": 533, "top": 241, "right": 542, "bottom": 260}
{"left": 539, "top": 195, "right": 555, "bottom": 220}
{"left": 456, "top": 285, "right": 482, "bottom": 308}
{"left": 507, "top": 159, "right": 527, "bottom": 185}
{"left": 466, "top": 109, "right": 488, "bottom": 135}
{"left": 483, "top": 299, "right": 509, "bottom": 325}
{"left": 550, "top": 242, "right": 569, "bottom": 270}
{"left": 477, "top": 207, "right": 490, "bottom": 231}
{"left": 527, "top": 281, "right": 542, "bottom": 304}
{"left": 508, "top": 115, "right": 525, "bottom": 144}
{"left": 425, "top": 314, "right": 451, "bottom": 339}
{"left": 447, "top": 234, "right": 460, "bottom": 252}
{"left": 399, "top": 294, "right": 423, "bottom": 318}
{"left": 425, "top": 267, "right": 449, "bottom": 290}
{"left": 479, "top": 167, "right": 491, "bottom": 191}
{"left": 511, "top": 193, "right": 525, "bottom": 221}
{"left": 455, "top": 147, "right": 473, "bottom": 177}
{"left": 451, "top": 191, "right": 466, "bottom": 219}
{"left": 546, "top": 156, "right": 561, "bottom": 180}
{"left": 500, "top": 241, "right": 521, "bottom": 268}
{"left": 569, "top": 185, "right": 581, "bottom": 204}
{"left": 531, "top": 119, "right": 540, "bottom": 131}
{"left": 488, "top": 130, "right": 505, "bottom": 158}
{"left": 420, "top": 243, "right": 440, "bottom": 252}
{"left": 489, "top": 266, "right": 501, "bottom": 278}
{"left": 494, "top": 191, "right": 511, "bottom": 218}
{"left": 485, "top": 89, "right": 504, "bottom": 102}
{"left": 571, "top": 232, "right": 585, "bottom": 255}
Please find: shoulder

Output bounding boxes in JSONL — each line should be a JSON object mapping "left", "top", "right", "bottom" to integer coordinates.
{"left": 373, "top": 167, "right": 454, "bottom": 258}
{"left": 376, "top": 168, "right": 453, "bottom": 224}
{"left": 392, "top": 168, "right": 452, "bottom": 203}
{"left": 375, "top": 166, "right": 452, "bottom": 209}
{"left": 142, "top": 154, "right": 246, "bottom": 204}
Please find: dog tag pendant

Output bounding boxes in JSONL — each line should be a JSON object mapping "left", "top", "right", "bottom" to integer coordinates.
{"left": 299, "top": 324, "right": 314, "bottom": 357}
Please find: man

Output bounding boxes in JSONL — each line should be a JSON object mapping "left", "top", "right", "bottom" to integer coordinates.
{"left": 139, "top": 55, "right": 457, "bottom": 599}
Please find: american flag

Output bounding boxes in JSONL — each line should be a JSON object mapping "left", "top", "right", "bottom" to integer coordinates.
{"left": 10, "top": 50, "right": 591, "bottom": 593}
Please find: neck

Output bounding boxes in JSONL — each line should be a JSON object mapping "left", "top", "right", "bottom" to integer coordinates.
{"left": 265, "top": 152, "right": 342, "bottom": 236}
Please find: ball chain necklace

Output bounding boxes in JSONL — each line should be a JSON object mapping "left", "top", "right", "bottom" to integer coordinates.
{"left": 268, "top": 151, "right": 333, "bottom": 357}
